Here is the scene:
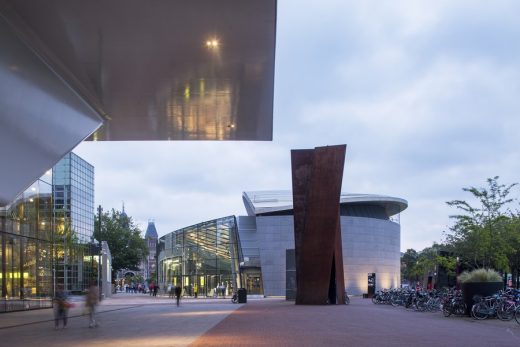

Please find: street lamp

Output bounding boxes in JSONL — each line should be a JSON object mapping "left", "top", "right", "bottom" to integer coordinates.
{"left": 455, "top": 256, "right": 460, "bottom": 290}
{"left": 97, "top": 205, "right": 102, "bottom": 300}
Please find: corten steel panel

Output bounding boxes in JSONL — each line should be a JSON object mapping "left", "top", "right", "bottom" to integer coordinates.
{"left": 290, "top": 149, "right": 314, "bottom": 296}
{"left": 291, "top": 145, "right": 346, "bottom": 305}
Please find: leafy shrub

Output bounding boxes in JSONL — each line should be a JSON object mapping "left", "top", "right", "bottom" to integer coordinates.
{"left": 459, "top": 268, "right": 502, "bottom": 283}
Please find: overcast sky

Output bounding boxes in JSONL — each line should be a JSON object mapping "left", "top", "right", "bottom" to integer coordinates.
{"left": 74, "top": 0, "right": 520, "bottom": 251}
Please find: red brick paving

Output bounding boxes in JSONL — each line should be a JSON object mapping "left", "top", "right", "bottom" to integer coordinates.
{"left": 190, "top": 297, "right": 520, "bottom": 347}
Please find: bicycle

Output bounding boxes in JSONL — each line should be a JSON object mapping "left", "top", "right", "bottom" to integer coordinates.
{"left": 442, "top": 290, "right": 466, "bottom": 317}
{"left": 344, "top": 291, "right": 350, "bottom": 305}
{"left": 471, "top": 295, "right": 499, "bottom": 320}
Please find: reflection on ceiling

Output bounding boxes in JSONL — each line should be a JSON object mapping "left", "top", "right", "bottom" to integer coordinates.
{"left": 2, "top": 0, "right": 276, "bottom": 141}
{"left": 0, "top": 0, "right": 276, "bottom": 205}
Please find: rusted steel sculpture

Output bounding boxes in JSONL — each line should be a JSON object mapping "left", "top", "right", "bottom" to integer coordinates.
{"left": 291, "top": 145, "right": 346, "bottom": 305}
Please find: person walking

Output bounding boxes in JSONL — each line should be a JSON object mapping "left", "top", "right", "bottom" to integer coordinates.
{"left": 53, "top": 285, "right": 69, "bottom": 329}
{"left": 174, "top": 285, "right": 182, "bottom": 307}
{"left": 85, "top": 282, "right": 99, "bottom": 328}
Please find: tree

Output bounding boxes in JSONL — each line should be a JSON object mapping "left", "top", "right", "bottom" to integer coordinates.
{"left": 444, "top": 176, "right": 517, "bottom": 271}
{"left": 93, "top": 208, "right": 148, "bottom": 280}
{"left": 503, "top": 215, "right": 520, "bottom": 288}
{"left": 401, "top": 249, "right": 419, "bottom": 283}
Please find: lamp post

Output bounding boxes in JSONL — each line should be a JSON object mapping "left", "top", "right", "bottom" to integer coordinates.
{"left": 97, "top": 205, "right": 102, "bottom": 301}
{"left": 455, "top": 257, "right": 460, "bottom": 290}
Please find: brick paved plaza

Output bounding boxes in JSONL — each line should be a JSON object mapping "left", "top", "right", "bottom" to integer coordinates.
{"left": 0, "top": 294, "right": 519, "bottom": 347}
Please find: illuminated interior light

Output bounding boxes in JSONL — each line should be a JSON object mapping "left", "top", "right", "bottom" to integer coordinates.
{"left": 29, "top": 198, "right": 34, "bottom": 202}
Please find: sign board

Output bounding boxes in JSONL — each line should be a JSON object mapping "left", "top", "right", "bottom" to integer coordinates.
{"left": 368, "top": 273, "right": 376, "bottom": 296}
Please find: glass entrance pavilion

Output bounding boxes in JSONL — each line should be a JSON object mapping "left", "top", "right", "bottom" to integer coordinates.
{"left": 157, "top": 216, "right": 242, "bottom": 297}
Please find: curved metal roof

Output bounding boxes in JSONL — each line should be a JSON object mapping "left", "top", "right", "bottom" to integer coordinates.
{"left": 242, "top": 190, "right": 408, "bottom": 217}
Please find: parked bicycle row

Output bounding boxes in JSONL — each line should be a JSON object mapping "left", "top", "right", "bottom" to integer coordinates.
{"left": 371, "top": 287, "right": 520, "bottom": 324}
{"left": 371, "top": 288, "right": 443, "bottom": 312}
{"left": 471, "top": 288, "right": 520, "bottom": 323}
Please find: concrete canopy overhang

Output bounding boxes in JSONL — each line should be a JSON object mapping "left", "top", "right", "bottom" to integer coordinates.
{"left": 0, "top": 0, "right": 277, "bottom": 205}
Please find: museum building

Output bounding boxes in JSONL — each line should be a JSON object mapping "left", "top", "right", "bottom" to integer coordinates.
{"left": 0, "top": 153, "right": 96, "bottom": 312}
{"left": 158, "top": 190, "right": 407, "bottom": 297}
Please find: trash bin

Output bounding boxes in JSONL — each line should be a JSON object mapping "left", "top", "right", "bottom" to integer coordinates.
{"left": 237, "top": 288, "right": 247, "bottom": 303}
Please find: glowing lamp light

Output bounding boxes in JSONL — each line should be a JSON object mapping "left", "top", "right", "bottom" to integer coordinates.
{"left": 206, "top": 39, "right": 219, "bottom": 48}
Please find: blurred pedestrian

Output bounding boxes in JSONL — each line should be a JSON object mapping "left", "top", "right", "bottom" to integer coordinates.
{"left": 53, "top": 285, "right": 69, "bottom": 329}
{"left": 174, "top": 285, "right": 182, "bottom": 306}
{"left": 86, "top": 282, "right": 99, "bottom": 328}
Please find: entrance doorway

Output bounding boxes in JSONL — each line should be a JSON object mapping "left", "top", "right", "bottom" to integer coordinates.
{"left": 245, "top": 272, "right": 263, "bottom": 295}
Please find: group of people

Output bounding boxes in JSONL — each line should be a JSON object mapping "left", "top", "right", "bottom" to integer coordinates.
{"left": 53, "top": 282, "right": 100, "bottom": 329}
{"left": 148, "top": 282, "right": 159, "bottom": 296}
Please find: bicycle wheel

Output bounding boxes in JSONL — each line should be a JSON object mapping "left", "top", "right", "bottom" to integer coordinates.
{"left": 345, "top": 294, "right": 350, "bottom": 305}
{"left": 442, "top": 302, "right": 452, "bottom": 317}
{"left": 454, "top": 302, "right": 467, "bottom": 316}
{"left": 415, "top": 299, "right": 426, "bottom": 312}
{"left": 391, "top": 297, "right": 400, "bottom": 307}
{"left": 497, "top": 303, "right": 515, "bottom": 321}
{"left": 372, "top": 296, "right": 379, "bottom": 304}
{"left": 471, "top": 302, "right": 488, "bottom": 320}
{"left": 514, "top": 306, "right": 520, "bottom": 325}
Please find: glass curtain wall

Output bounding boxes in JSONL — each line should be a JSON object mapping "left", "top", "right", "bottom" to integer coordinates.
{"left": 53, "top": 152, "right": 95, "bottom": 294}
{"left": 158, "top": 216, "right": 242, "bottom": 297}
{"left": 0, "top": 174, "right": 54, "bottom": 312}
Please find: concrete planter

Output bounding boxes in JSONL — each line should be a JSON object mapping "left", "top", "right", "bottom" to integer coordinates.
{"left": 461, "top": 282, "right": 502, "bottom": 316}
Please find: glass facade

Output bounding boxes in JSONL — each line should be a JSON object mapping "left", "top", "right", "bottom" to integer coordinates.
{"left": 0, "top": 152, "right": 95, "bottom": 312}
{"left": 158, "top": 216, "right": 242, "bottom": 297}
{"left": 0, "top": 173, "right": 54, "bottom": 312}
{"left": 53, "top": 152, "right": 96, "bottom": 294}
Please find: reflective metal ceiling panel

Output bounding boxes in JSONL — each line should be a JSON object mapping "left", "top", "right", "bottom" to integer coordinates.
{"left": 0, "top": 12, "right": 103, "bottom": 205}
{"left": 4, "top": 0, "right": 276, "bottom": 141}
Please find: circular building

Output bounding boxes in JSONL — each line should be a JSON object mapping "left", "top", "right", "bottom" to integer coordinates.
{"left": 240, "top": 190, "right": 407, "bottom": 296}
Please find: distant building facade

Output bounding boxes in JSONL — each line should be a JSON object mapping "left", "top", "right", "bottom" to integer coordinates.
{"left": 53, "top": 152, "right": 96, "bottom": 294}
{"left": 142, "top": 220, "right": 158, "bottom": 281}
